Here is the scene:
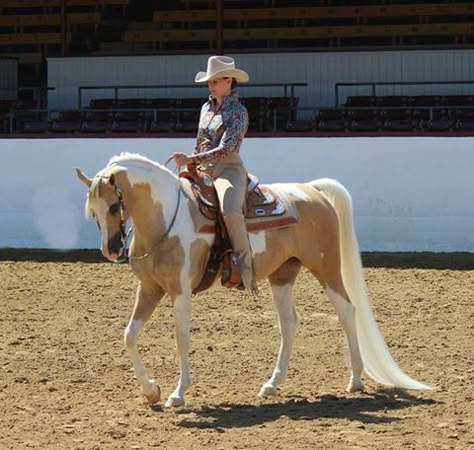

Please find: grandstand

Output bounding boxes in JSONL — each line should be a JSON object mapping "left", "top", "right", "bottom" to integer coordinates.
{"left": 0, "top": 0, "right": 473, "bottom": 135}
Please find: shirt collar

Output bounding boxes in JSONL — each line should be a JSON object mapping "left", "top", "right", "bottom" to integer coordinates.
{"left": 208, "top": 92, "right": 239, "bottom": 106}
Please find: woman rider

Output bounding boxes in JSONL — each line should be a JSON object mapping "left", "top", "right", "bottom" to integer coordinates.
{"left": 173, "top": 55, "right": 257, "bottom": 294}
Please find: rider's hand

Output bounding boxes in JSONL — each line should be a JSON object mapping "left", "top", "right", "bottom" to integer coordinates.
{"left": 173, "top": 152, "right": 193, "bottom": 166}
{"left": 198, "top": 139, "right": 212, "bottom": 151}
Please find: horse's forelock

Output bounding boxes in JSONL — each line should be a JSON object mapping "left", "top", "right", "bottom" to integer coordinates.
{"left": 85, "top": 176, "right": 105, "bottom": 217}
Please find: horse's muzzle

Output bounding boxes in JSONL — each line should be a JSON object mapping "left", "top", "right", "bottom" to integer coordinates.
{"left": 107, "top": 232, "right": 123, "bottom": 259}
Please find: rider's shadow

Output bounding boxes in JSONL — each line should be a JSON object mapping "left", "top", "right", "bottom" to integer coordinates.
{"left": 175, "top": 390, "right": 438, "bottom": 429}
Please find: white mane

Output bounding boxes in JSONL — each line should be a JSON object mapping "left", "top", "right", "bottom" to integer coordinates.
{"left": 106, "top": 152, "right": 175, "bottom": 177}
{"left": 85, "top": 153, "right": 176, "bottom": 218}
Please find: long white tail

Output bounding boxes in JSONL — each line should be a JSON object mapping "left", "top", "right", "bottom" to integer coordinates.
{"left": 310, "top": 178, "right": 432, "bottom": 390}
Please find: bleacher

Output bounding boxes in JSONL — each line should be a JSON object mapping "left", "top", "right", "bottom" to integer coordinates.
{"left": 3, "top": 93, "right": 471, "bottom": 134}
{"left": 286, "top": 94, "right": 474, "bottom": 133}
{"left": 16, "top": 94, "right": 298, "bottom": 134}
{"left": 2, "top": 1, "right": 473, "bottom": 78}
{"left": 0, "top": 0, "right": 473, "bottom": 134}
{"left": 130, "top": 1, "right": 474, "bottom": 51}
{"left": 0, "top": 0, "right": 128, "bottom": 94}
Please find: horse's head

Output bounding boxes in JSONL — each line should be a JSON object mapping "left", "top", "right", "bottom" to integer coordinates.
{"left": 76, "top": 166, "right": 130, "bottom": 262}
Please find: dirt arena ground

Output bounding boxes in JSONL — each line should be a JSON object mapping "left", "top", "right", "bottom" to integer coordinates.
{"left": 1, "top": 250, "right": 473, "bottom": 450}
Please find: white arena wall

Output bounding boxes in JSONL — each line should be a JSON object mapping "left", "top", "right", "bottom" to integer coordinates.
{"left": 1, "top": 136, "right": 473, "bottom": 252}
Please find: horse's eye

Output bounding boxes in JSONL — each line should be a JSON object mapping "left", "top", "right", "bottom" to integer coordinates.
{"left": 109, "top": 203, "right": 120, "bottom": 215}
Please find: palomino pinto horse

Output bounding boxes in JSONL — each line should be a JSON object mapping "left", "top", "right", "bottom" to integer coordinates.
{"left": 76, "top": 153, "right": 431, "bottom": 407}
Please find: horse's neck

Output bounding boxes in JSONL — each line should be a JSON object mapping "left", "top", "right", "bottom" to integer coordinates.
{"left": 126, "top": 164, "right": 179, "bottom": 244}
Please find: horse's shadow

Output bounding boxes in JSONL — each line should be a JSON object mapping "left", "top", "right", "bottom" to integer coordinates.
{"left": 165, "top": 389, "right": 438, "bottom": 430}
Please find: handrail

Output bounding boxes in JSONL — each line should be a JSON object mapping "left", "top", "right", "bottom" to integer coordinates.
{"left": 335, "top": 80, "right": 474, "bottom": 106}
{"left": 77, "top": 82, "right": 307, "bottom": 109}
{"left": 153, "top": 0, "right": 474, "bottom": 23}
{"left": 153, "top": 3, "right": 474, "bottom": 23}
{"left": 294, "top": 104, "right": 474, "bottom": 122}
{"left": 6, "top": 103, "right": 474, "bottom": 134}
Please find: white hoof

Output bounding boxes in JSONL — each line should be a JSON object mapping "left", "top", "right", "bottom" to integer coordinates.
{"left": 346, "top": 377, "right": 365, "bottom": 393}
{"left": 144, "top": 380, "right": 161, "bottom": 404}
{"left": 259, "top": 384, "right": 278, "bottom": 397}
{"left": 165, "top": 395, "right": 185, "bottom": 407}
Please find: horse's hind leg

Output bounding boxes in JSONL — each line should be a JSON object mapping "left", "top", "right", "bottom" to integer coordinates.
{"left": 325, "top": 282, "right": 364, "bottom": 392}
{"left": 311, "top": 258, "right": 364, "bottom": 393}
{"left": 124, "top": 282, "right": 164, "bottom": 404}
{"left": 259, "top": 258, "right": 301, "bottom": 397}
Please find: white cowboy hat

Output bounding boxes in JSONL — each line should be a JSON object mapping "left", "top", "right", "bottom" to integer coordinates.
{"left": 195, "top": 56, "right": 249, "bottom": 83}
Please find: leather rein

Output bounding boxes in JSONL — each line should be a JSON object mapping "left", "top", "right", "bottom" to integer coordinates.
{"left": 114, "top": 155, "right": 182, "bottom": 263}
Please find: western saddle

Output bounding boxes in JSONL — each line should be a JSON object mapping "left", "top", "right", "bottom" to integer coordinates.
{"left": 179, "top": 164, "right": 295, "bottom": 293}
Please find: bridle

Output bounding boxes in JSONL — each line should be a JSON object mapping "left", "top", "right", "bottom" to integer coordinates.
{"left": 112, "top": 184, "right": 131, "bottom": 263}
{"left": 109, "top": 156, "right": 182, "bottom": 263}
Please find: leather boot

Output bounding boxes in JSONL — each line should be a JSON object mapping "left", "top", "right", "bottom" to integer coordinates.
{"left": 223, "top": 211, "right": 258, "bottom": 295}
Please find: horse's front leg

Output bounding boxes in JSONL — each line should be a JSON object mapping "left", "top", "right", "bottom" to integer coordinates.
{"left": 165, "top": 289, "right": 192, "bottom": 407}
{"left": 124, "top": 282, "right": 164, "bottom": 404}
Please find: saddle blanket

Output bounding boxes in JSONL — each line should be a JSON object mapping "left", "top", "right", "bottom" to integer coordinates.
{"left": 181, "top": 179, "right": 299, "bottom": 234}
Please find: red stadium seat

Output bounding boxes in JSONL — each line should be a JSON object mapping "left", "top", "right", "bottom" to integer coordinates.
{"left": 176, "top": 110, "right": 200, "bottom": 123}
{"left": 376, "top": 96, "right": 409, "bottom": 107}
{"left": 317, "top": 108, "right": 346, "bottom": 121}
{"left": 317, "top": 119, "right": 348, "bottom": 132}
{"left": 111, "top": 120, "right": 142, "bottom": 133}
{"left": 424, "top": 119, "right": 454, "bottom": 132}
{"left": 442, "top": 95, "right": 473, "bottom": 107}
{"left": 348, "top": 119, "right": 382, "bottom": 132}
{"left": 408, "top": 95, "right": 442, "bottom": 107}
{"left": 452, "top": 108, "right": 474, "bottom": 120}
{"left": 115, "top": 98, "right": 147, "bottom": 109}
{"left": 346, "top": 109, "right": 380, "bottom": 120}
{"left": 285, "top": 120, "right": 314, "bottom": 132}
{"left": 455, "top": 119, "right": 474, "bottom": 131}
{"left": 383, "top": 119, "right": 420, "bottom": 131}
{"left": 81, "top": 120, "right": 110, "bottom": 133}
{"left": 381, "top": 108, "right": 411, "bottom": 120}
{"left": 50, "top": 120, "right": 83, "bottom": 132}
{"left": 146, "top": 98, "right": 176, "bottom": 108}
{"left": 56, "top": 111, "right": 83, "bottom": 121}
{"left": 0, "top": 100, "right": 17, "bottom": 112}
{"left": 344, "top": 96, "right": 377, "bottom": 107}
{"left": 113, "top": 111, "right": 143, "bottom": 121}
{"left": 23, "top": 120, "right": 50, "bottom": 133}
{"left": 175, "top": 98, "right": 203, "bottom": 108}
{"left": 89, "top": 99, "right": 116, "bottom": 109}
{"left": 83, "top": 110, "right": 112, "bottom": 121}
{"left": 176, "top": 121, "right": 197, "bottom": 132}
{"left": 148, "top": 120, "right": 175, "bottom": 133}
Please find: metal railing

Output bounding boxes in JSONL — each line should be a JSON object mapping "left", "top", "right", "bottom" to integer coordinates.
{"left": 77, "top": 82, "right": 307, "bottom": 109}
{"left": 335, "top": 80, "right": 474, "bottom": 106}
{"left": 4, "top": 85, "right": 474, "bottom": 134}
{"left": 296, "top": 104, "right": 474, "bottom": 121}
{"left": 3, "top": 103, "right": 474, "bottom": 134}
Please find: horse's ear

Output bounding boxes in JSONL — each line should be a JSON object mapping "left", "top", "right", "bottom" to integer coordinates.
{"left": 109, "top": 173, "right": 115, "bottom": 186}
{"left": 75, "top": 167, "right": 92, "bottom": 187}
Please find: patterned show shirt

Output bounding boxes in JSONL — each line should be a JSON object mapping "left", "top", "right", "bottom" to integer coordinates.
{"left": 193, "top": 93, "right": 249, "bottom": 165}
